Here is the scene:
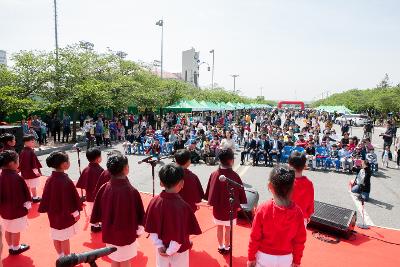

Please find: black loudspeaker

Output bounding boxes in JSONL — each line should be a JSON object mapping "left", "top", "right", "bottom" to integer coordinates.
{"left": 0, "top": 126, "right": 24, "bottom": 153}
{"left": 238, "top": 189, "right": 260, "bottom": 222}
{"left": 308, "top": 201, "right": 357, "bottom": 239}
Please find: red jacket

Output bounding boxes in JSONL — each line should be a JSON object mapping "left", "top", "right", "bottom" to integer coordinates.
{"left": 291, "top": 176, "right": 314, "bottom": 219}
{"left": 248, "top": 200, "right": 306, "bottom": 265}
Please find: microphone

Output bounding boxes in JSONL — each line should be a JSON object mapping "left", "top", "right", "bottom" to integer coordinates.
{"left": 138, "top": 155, "right": 155, "bottom": 164}
{"left": 219, "top": 175, "right": 244, "bottom": 188}
{"left": 72, "top": 143, "right": 81, "bottom": 152}
{"left": 56, "top": 247, "right": 117, "bottom": 267}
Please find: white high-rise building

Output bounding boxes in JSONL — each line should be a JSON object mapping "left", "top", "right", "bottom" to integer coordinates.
{"left": 182, "top": 48, "right": 200, "bottom": 87}
{"left": 0, "top": 50, "right": 6, "bottom": 66}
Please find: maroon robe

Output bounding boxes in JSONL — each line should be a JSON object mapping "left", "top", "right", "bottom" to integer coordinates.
{"left": 144, "top": 191, "right": 202, "bottom": 253}
{"left": 0, "top": 169, "right": 31, "bottom": 220}
{"left": 91, "top": 177, "right": 145, "bottom": 246}
{"left": 38, "top": 171, "right": 82, "bottom": 230}
{"left": 205, "top": 167, "right": 247, "bottom": 221}
{"left": 76, "top": 162, "right": 104, "bottom": 202}
{"left": 178, "top": 168, "right": 204, "bottom": 212}
{"left": 93, "top": 170, "right": 111, "bottom": 198}
{"left": 19, "top": 147, "right": 42, "bottom": 180}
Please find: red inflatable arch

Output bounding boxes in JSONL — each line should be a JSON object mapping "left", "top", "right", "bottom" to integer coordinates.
{"left": 277, "top": 101, "right": 305, "bottom": 110}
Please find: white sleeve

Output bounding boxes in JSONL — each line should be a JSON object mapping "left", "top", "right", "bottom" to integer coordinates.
{"left": 23, "top": 201, "right": 32, "bottom": 210}
{"left": 165, "top": 240, "right": 182, "bottom": 256}
{"left": 71, "top": 210, "right": 80, "bottom": 218}
{"left": 149, "top": 233, "right": 165, "bottom": 248}
{"left": 136, "top": 225, "right": 145, "bottom": 236}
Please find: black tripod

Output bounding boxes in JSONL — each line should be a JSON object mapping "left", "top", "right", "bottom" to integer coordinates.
{"left": 73, "top": 144, "right": 85, "bottom": 201}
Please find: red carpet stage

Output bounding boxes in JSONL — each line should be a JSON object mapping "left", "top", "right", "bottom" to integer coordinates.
{"left": 2, "top": 192, "right": 400, "bottom": 267}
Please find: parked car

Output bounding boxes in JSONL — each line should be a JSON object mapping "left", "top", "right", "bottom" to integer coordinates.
{"left": 335, "top": 114, "right": 372, "bottom": 126}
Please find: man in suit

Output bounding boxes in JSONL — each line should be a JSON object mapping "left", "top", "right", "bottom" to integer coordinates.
{"left": 121, "top": 114, "right": 133, "bottom": 137}
{"left": 256, "top": 134, "right": 272, "bottom": 167}
{"left": 269, "top": 134, "right": 283, "bottom": 165}
{"left": 240, "top": 133, "right": 257, "bottom": 165}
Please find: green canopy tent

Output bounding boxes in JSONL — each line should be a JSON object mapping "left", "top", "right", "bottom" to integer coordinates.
{"left": 163, "top": 100, "right": 193, "bottom": 113}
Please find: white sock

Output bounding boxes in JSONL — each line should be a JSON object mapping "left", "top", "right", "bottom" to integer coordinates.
{"left": 218, "top": 244, "right": 225, "bottom": 249}
{"left": 58, "top": 253, "right": 65, "bottom": 258}
{"left": 9, "top": 245, "right": 15, "bottom": 250}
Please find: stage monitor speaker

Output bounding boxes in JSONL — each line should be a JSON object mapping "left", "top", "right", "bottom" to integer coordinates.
{"left": 238, "top": 189, "right": 259, "bottom": 222}
{"left": 0, "top": 126, "right": 24, "bottom": 153}
{"left": 308, "top": 201, "right": 357, "bottom": 239}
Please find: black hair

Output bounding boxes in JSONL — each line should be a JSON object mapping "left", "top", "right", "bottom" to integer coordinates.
{"left": 0, "top": 133, "right": 15, "bottom": 145}
{"left": 46, "top": 151, "right": 69, "bottom": 169}
{"left": 269, "top": 166, "right": 295, "bottom": 200}
{"left": 0, "top": 150, "right": 19, "bottom": 167}
{"left": 86, "top": 147, "right": 102, "bottom": 162}
{"left": 23, "top": 135, "right": 35, "bottom": 142}
{"left": 106, "top": 153, "right": 128, "bottom": 175}
{"left": 159, "top": 163, "right": 184, "bottom": 189}
{"left": 218, "top": 149, "right": 234, "bottom": 166}
{"left": 288, "top": 151, "right": 307, "bottom": 171}
{"left": 174, "top": 149, "right": 191, "bottom": 166}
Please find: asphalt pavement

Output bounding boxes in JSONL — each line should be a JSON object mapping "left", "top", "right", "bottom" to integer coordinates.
{"left": 36, "top": 122, "right": 400, "bottom": 229}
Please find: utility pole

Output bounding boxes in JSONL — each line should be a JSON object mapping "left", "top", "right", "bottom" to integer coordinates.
{"left": 231, "top": 74, "right": 239, "bottom": 93}
{"left": 156, "top": 19, "right": 164, "bottom": 79}
{"left": 210, "top": 49, "right": 215, "bottom": 89}
{"left": 53, "top": 0, "right": 59, "bottom": 74}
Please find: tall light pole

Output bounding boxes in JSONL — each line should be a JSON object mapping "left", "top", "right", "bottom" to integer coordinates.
{"left": 53, "top": 0, "right": 59, "bottom": 72}
{"left": 210, "top": 49, "right": 215, "bottom": 89}
{"left": 231, "top": 74, "right": 239, "bottom": 93}
{"left": 156, "top": 19, "right": 164, "bottom": 79}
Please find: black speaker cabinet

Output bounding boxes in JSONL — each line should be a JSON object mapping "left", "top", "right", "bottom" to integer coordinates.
{"left": 309, "top": 201, "right": 357, "bottom": 239}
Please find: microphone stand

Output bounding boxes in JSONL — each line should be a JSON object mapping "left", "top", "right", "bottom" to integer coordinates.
{"left": 228, "top": 184, "right": 235, "bottom": 267}
{"left": 74, "top": 146, "right": 85, "bottom": 201}
{"left": 140, "top": 155, "right": 171, "bottom": 197}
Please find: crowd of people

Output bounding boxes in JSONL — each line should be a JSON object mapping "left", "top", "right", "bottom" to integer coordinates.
{"left": 0, "top": 107, "right": 398, "bottom": 267}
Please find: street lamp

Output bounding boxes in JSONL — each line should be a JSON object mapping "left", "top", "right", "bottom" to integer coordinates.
{"left": 231, "top": 74, "right": 239, "bottom": 93}
{"left": 195, "top": 62, "right": 210, "bottom": 88}
{"left": 209, "top": 49, "right": 215, "bottom": 89}
{"left": 155, "top": 19, "right": 164, "bottom": 79}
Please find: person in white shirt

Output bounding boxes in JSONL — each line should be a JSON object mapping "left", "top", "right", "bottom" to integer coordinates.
{"left": 220, "top": 131, "right": 235, "bottom": 151}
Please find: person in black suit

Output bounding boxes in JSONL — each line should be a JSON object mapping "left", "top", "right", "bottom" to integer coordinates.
{"left": 240, "top": 133, "right": 257, "bottom": 165}
{"left": 269, "top": 134, "right": 283, "bottom": 165}
{"left": 256, "top": 134, "right": 272, "bottom": 166}
{"left": 121, "top": 115, "right": 133, "bottom": 137}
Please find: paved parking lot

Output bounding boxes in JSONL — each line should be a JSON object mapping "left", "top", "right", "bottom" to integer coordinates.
{"left": 37, "top": 123, "right": 400, "bottom": 229}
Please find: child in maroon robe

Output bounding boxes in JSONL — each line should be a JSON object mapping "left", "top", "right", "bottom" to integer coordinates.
{"left": 174, "top": 149, "right": 204, "bottom": 212}
{"left": 38, "top": 151, "right": 82, "bottom": 259}
{"left": 91, "top": 153, "right": 145, "bottom": 267}
{"left": 205, "top": 149, "right": 247, "bottom": 254}
{"left": 0, "top": 150, "right": 31, "bottom": 255}
{"left": 0, "top": 133, "right": 16, "bottom": 152}
{"left": 145, "top": 163, "right": 202, "bottom": 267}
{"left": 247, "top": 166, "right": 306, "bottom": 267}
{"left": 19, "top": 135, "right": 42, "bottom": 203}
{"left": 76, "top": 148, "right": 104, "bottom": 232}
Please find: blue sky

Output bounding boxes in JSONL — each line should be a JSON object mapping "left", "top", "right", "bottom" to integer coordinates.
{"left": 1, "top": 0, "right": 399, "bottom": 101}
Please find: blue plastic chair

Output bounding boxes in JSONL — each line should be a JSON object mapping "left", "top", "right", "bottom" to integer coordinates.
{"left": 280, "top": 146, "right": 294, "bottom": 163}
{"left": 293, "top": 146, "right": 305, "bottom": 153}
{"left": 315, "top": 146, "right": 328, "bottom": 167}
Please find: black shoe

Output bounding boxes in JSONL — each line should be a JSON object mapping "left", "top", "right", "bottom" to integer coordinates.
{"left": 9, "top": 244, "right": 30, "bottom": 255}
{"left": 32, "top": 197, "right": 42, "bottom": 203}
{"left": 240, "top": 161, "right": 244, "bottom": 165}
{"left": 91, "top": 225, "right": 102, "bottom": 233}
{"left": 224, "top": 247, "right": 231, "bottom": 254}
{"left": 218, "top": 247, "right": 228, "bottom": 254}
